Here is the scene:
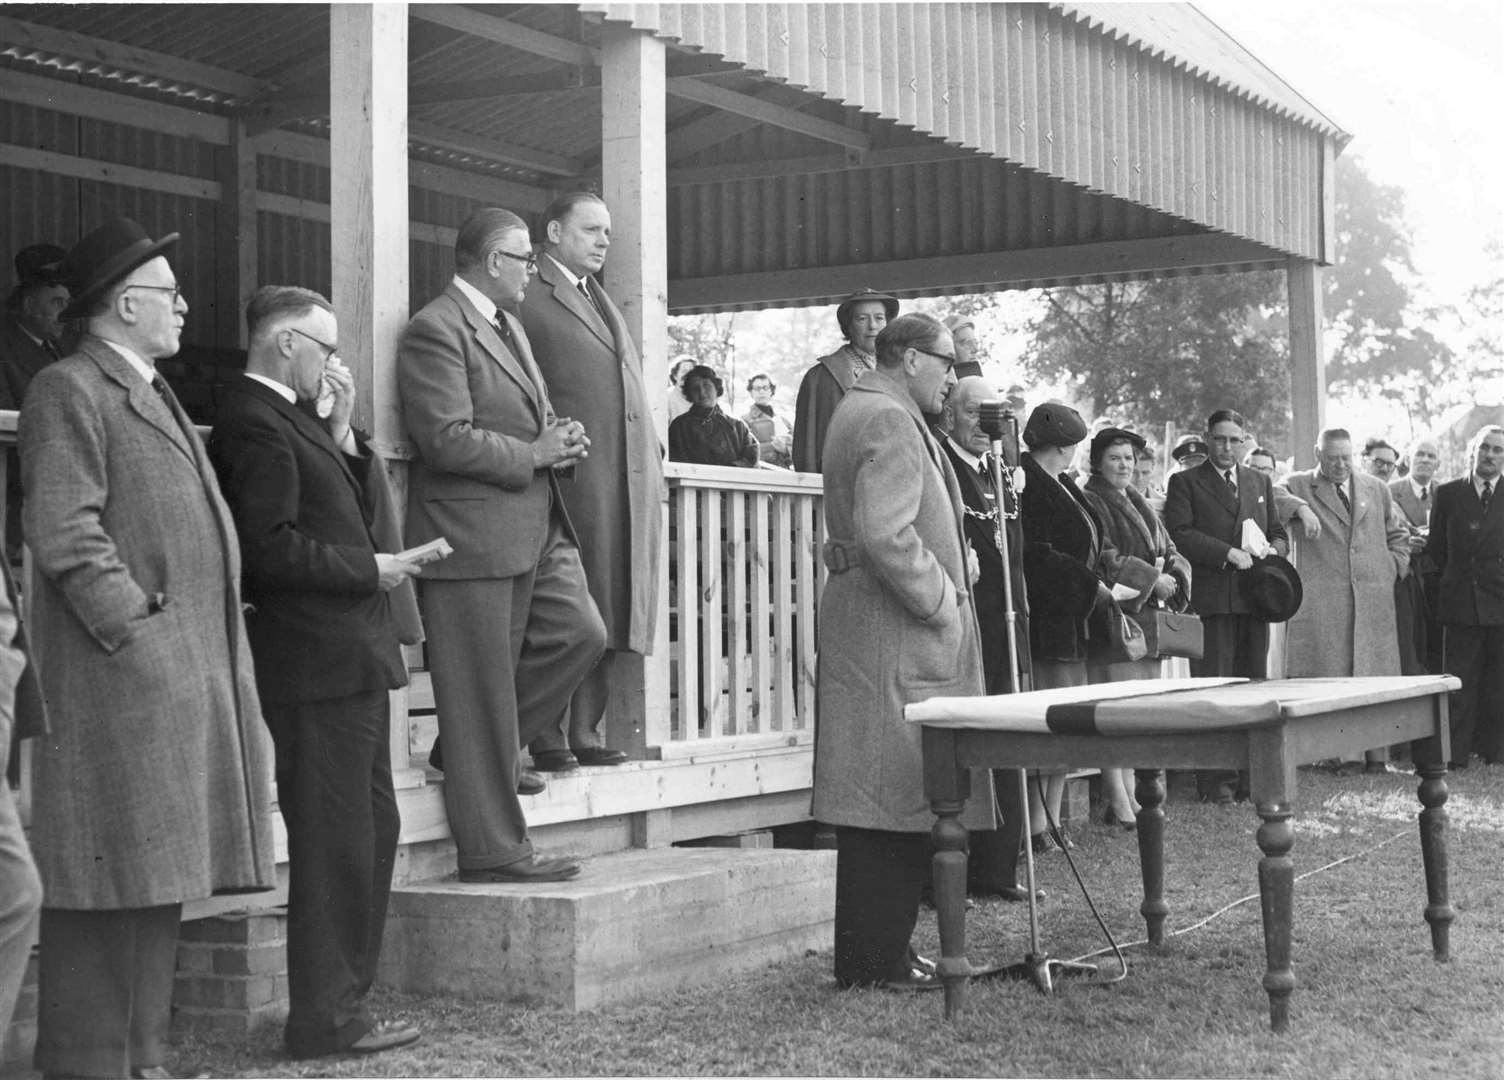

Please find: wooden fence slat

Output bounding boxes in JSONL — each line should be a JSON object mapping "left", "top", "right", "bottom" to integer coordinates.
{"left": 749, "top": 492, "right": 773, "bottom": 734}
{"left": 725, "top": 492, "right": 749, "bottom": 737}
{"left": 675, "top": 486, "right": 700, "bottom": 741}
{"left": 771, "top": 493, "right": 797, "bottom": 732}
{"left": 698, "top": 489, "right": 723, "bottom": 737}
{"left": 795, "top": 495, "right": 819, "bottom": 730}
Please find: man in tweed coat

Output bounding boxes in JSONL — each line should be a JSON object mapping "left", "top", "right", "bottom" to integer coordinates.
{"left": 19, "top": 219, "right": 275, "bottom": 1077}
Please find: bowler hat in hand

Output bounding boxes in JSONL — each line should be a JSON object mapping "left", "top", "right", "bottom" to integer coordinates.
{"left": 1239, "top": 554, "right": 1303, "bottom": 623}
{"left": 60, "top": 218, "right": 180, "bottom": 320}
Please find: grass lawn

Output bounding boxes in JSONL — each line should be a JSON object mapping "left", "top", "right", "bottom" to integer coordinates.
{"left": 174, "top": 763, "right": 1503, "bottom": 1079}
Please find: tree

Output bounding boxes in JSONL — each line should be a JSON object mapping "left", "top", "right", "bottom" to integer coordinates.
{"left": 1019, "top": 270, "right": 1293, "bottom": 448}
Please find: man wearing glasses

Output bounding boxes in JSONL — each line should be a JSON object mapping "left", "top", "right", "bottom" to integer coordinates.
{"left": 19, "top": 218, "right": 276, "bottom": 1076}
{"left": 1164, "top": 408, "right": 1289, "bottom": 803}
{"left": 398, "top": 207, "right": 605, "bottom": 884}
{"left": 1362, "top": 438, "right": 1401, "bottom": 481}
{"left": 208, "top": 286, "right": 423, "bottom": 1058}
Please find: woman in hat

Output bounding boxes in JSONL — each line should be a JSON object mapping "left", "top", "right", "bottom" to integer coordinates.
{"left": 666, "top": 354, "right": 697, "bottom": 423}
{"left": 667, "top": 364, "right": 759, "bottom": 468}
{"left": 1082, "top": 427, "right": 1191, "bottom": 829}
{"left": 1019, "top": 403, "right": 1159, "bottom": 849}
{"left": 791, "top": 288, "right": 898, "bottom": 472}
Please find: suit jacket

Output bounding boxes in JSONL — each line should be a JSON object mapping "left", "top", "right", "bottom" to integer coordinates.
{"left": 0, "top": 312, "right": 58, "bottom": 411}
{"left": 1426, "top": 476, "right": 1504, "bottom": 626}
{"left": 1278, "top": 469, "right": 1407, "bottom": 676}
{"left": 208, "top": 374, "right": 408, "bottom": 705}
{"left": 398, "top": 283, "right": 575, "bottom": 580}
{"left": 19, "top": 335, "right": 274, "bottom": 909}
{"left": 1390, "top": 476, "right": 1437, "bottom": 530}
{"left": 812, "top": 368, "right": 991, "bottom": 833}
{"left": 514, "top": 257, "right": 663, "bottom": 653}
{"left": 1165, "top": 460, "right": 1289, "bottom": 616}
{"left": 940, "top": 439, "right": 1030, "bottom": 692}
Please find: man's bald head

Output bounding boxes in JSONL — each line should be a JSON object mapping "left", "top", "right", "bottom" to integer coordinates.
{"left": 945, "top": 375, "right": 999, "bottom": 457}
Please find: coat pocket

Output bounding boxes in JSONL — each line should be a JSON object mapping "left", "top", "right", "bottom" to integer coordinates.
{"left": 898, "top": 599, "right": 963, "bottom": 686}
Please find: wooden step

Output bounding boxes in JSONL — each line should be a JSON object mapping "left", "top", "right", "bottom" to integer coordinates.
{"left": 378, "top": 846, "right": 835, "bottom": 1010}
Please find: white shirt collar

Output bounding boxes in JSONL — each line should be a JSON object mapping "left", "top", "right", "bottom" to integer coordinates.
{"left": 99, "top": 339, "right": 157, "bottom": 384}
{"left": 451, "top": 275, "right": 497, "bottom": 324}
{"left": 947, "top": 437, "right": 985, "bottom": 474}
{"left": 545, "top": 252, "right": 585, "bottom": 289}
{"left": 244, "top": 371, "right": 296, "bottom": 404}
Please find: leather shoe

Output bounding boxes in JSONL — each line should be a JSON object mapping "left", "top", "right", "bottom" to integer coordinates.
{"left": 458, "top": 856, "right": 580, "bottom": 883}
{"left": 531, "top": 749, "right": 579, "bottom": 772}
{"left": 130, "top": 1069, "right": 210, "bottom": 1079}
{"left": 878, "top": 966, "right": 944, "bottom": 992}
{"left": 517, "top": 769, "right": 546, "bottom": 796}
{"left": 348, "top": 1019, "right": 421, "bottom": 1055}
{"left": 977, "top": 883, "right": 1046, "bottom": 903}
{"left": 572, "top": 745, "right": 628, "bottom": 766}
{"left": 427, "top": 736, "right": 444, "bottom": 772}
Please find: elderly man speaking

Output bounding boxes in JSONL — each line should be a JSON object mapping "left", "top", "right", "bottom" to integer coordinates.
{"left": 813, "top": 312, "right": 992, "bottom": 992}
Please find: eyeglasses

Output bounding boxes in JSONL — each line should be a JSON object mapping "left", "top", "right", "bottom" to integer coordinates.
{"left": 494, "top": 249, "right": 538, "bottom": 271}
{"left": 911, "top": 346, "right": 957, "bottom": 368}
{"left": 124, "top": 283, "right": 183, "bottom": 303}
{"left": 1368, "top": 458, "right": 1398, "bottom": 472}
{"left": 287, "top": 326, "right": 338, "bottom": 361}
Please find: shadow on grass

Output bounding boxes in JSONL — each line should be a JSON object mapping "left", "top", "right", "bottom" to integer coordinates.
{"left": 150, "top": 764, "right": 1504, "bottom": 1079}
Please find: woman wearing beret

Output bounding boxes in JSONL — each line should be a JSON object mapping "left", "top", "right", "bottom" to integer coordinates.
{"left": 667, "top": 365, "right": 759, "bottom": 468}
{"left": 1082, "top": 427, "right": 1192, "bottom": 829}
{"left": 1019, "top": 404, "right": 1160, "bottom": 849}
{"left": 792, "top": 288, "right": 898, "bottom": 472}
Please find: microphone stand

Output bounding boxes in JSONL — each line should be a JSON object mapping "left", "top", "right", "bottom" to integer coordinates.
{"left": 977, "top": 403, "right": 1098, "bottom": 994}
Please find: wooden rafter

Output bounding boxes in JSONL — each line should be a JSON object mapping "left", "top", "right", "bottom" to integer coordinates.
{"left": 666, "top": 84, "right": 828, "bottom": 162}
{"left": 410, "top": 4, "right": 599, "bottom": 66}
{"left": 666, "top": 77, "right": 869, "bottom": 152}
{"left": 669, "top": 144, "right": 985, "bottom": 186}
{"left": 0, "top": 14, "right": 269, "bottom": 100}
{"left": 408, "top": 119, "right": 582, "bottom": 178}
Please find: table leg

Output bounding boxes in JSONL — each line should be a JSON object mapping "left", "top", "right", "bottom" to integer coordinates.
{"left": 930, "top": 802, "right": 970, "bottom": 1019}
{"left": 1416, "top": 763, "right": 1453, "bottom": 962}
{"left": 1255, "top": 801, "right": 1296, "bottom": 1033}
{"left": 1134, "top": 769, "right": 1167, "bottom": 946}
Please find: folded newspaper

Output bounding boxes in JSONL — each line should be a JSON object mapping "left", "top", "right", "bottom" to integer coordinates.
{"left": 396, "top": 537, "right": 453, "bottom": 566}
{"left": 1240, "top": 519, "right": 1273, "bottom": 558}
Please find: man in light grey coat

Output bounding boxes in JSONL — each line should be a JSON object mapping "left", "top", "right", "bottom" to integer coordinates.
{"left": 19, "top": 219, "right": 276, "bottom": 1077}
{"left": 1278, "top": 428, "right": 1409, "bottom": 769}
{"left": 812, "top": 312, "right": 990, "bottom": 991}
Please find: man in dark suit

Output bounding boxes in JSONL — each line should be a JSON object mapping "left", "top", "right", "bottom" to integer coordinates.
{"left": 21, "top": 218, "right": 275, "bottom": 1077}
{"left": 0, "top": 243, "right": 69, "bottom": 410}
{"left": 1165, "top": 408, "right": 1289, "bottom": 803}
{"left": 938, "top": 375, "right": 1034, "bottom": 900}
{"left": 1392, "top": 437, "right": 1443, "bottom": 674}
{"left": 398, "top": 207, "right": 605, "bottom": 883}
{"left": 1426, "top": 425, "right": 1504, "bottom": 767}
{"left": 209, "top": 286, "right": 421, "bottom": 1058}
{"left": 514, "top": 192, "right": 663, "bottom": 770}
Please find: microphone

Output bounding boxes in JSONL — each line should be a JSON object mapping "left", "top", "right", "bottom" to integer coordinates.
{"left": 977, "top": 399, "right": 1014, "bottom": 441}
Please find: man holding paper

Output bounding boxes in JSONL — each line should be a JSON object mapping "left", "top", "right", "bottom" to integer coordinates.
{"left": 1164, "top": 408, "right": 1288, "bottom": 804}
{"left": 209, "top": 286, "right": 422, "bottom": 1057}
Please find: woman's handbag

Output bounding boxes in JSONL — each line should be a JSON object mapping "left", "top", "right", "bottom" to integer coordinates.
{"left": 1098, "top": 601, "right": 1149, "bottom": 663}
{"left": 1137, "top": 603, "right": 1204, "bottom": 660}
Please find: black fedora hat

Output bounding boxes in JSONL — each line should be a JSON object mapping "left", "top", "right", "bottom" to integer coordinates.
{"left": 60, "top": 218, "right": 180, "bottom": 320}
{"left": 1239, "top": 553, "right": 1303, "bottom": 623}
{"left": 835, "top": 288, "right": 899, "bottom": 335}
{"left": 14, "top": 243, "right": 67, "bottom": 288}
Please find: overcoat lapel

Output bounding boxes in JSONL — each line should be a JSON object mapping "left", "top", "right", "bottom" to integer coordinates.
{"left": 539, "top": 258, "right": 614, "bottom": 352}
{"left": 1313, "top": 475, "right": 1351, "bottom": 526}
{"left": 86, "top": 340, "right": 195, "bottom": 464}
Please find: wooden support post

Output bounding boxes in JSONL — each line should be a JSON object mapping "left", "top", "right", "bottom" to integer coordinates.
{"left": 601, "top": 24, "right": 670, "bottom": 755}
{"left": 329, "top": 3, "right": 419, "bottom": 784}
{"left": 218, "top": 118, "right": 258, "bottom": 348}
{"left": 1287, "top": 258, "right": 1325, "bottom": 470}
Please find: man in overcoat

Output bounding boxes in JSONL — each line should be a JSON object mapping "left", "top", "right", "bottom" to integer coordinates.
{"left": 1278, "top": 429, "right": 1409, "bottom": 769}
{"left": 514, "top": 191, "right": 662, "bottom": 769}
{"left": 1425, "top": 424, "right": 1504, "bottom": 767}
{"left": 1164, "top": 407, "right": 1288, "bottom": 803}
{"left": 209, "top": 287, "right": 422, "bottom": 1058}
{"left": 812, "top": 313, "right": 992, "bottom": 990}
{"left": 399, "top": 207, "right": 604, "bottom": 883}
{"left": 18, "top": 218, "right": 276, "bottom": 1076}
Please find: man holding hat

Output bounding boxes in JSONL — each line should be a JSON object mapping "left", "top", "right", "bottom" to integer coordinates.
{"left": 1164, "top": 408, "right": 1289, "bottom": 803}
{"left": 0, "top": 243, "right": 70, "bottom": 410}
{"left": 792, "top": 287, "right": 898, "bottom": 472}
{"left": 19, "top": 218, "right": 275, "bottom": 1077}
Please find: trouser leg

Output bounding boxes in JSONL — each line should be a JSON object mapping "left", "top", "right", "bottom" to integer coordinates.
{"left": 833, "top": 827, "right": 928, "bottom": 986}
{"left": 1443, "top": 624, "right": 1485, "bottom": 765}
{"left": 35, "top": 904, "right": 180, "bottom": 1077}
{"left": 515, "top": 527, "right": 606, "bottom": 751}
{"left": 0, "top": 776, "right": 41, "bottom": 1035}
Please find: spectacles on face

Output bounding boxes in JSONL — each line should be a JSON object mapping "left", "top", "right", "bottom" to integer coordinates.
{"left": 125, "top": 283, "right": 183, "bottom": 304}
{"left": 287, "top": 326, "right": 338, "bottom": 362}
{"left": 1209, "top": 435, "right": 1244, "bottom": 447}
{"left": 1368, "top": 457, "right": 1398, "bottom": 473}
{"left": 911, "top": 346, "right": 956, "bottom": 369}
{"left": 494, "top": 249, "right": 538, "bottom": 271}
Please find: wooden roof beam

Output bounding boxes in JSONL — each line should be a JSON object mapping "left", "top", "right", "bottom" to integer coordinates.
{"left": 666, "top": 77, "right": 869, "bottom": 152}
{"left": 410, "top": 5, "right": 600, "bottom": 66}
{"left": 408, "top": 119, "right": 582, "bottom": 178}
{"left": 669, "top": 144, "right": 985, "bottom": 185}
{"left": 0, "top": 14, "right": 271, "bottom": 100}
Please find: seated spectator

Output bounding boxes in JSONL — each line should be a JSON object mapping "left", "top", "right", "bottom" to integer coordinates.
{"left": 668, "top": 365, "right": 759, "bottom": 467}
{"left": 667, "top": 355, "right": 696, "bottom": 422}
{"left": 741, "top": 372, "right": 793, "bottom": 468}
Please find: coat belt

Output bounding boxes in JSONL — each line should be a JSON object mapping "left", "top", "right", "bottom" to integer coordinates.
{"left": 823, "top": 539, "right": 864, "bottom": 574}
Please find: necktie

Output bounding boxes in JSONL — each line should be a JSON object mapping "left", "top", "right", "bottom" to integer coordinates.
{"left": 150, "top": 373, "right": 171, "bottom": 401}
{"left": 491, "top": 315, "right": 513, "bottom": 349}
{"left": 1223, "top": 469, "right": 1236, "bottom": 492}
{"left": 1420, "top": 487, "right": 1428, "bottom": 502}
{"left": 578, "top": 278, "right": 603, "bottom": 319}
{"left": 43, "top": 338, "right": 61, "bottom": 362}
{"left": 1336, "top": 484, "right": 1351, "bottom": 514}
{"left": 1483, "top": 482, "right": 1494, "bottom": 511}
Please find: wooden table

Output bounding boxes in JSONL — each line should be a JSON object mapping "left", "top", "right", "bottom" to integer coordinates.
{"left": 908, "top": 675, "right": 1459, "bottom": 1031}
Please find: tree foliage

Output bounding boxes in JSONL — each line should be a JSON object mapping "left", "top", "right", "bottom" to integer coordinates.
{"left": 1019, "top": 270, "right": 1292, "bottom": 448}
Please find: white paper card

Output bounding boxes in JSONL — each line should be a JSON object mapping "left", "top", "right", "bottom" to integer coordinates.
{"left": 1240, "top": 519, "right": 1272, "bottom": 557}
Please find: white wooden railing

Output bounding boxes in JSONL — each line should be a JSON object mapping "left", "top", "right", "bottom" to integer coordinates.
{"left": 648, "top": 463, "right": 824, "bottom": 756}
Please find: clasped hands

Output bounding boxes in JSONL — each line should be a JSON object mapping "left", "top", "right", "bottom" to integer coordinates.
{"left": 533, "top": 416, "right": 591, "bottom": 470}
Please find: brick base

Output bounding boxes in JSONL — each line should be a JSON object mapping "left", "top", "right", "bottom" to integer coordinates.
{"left": 172, "top": 910, "right": 289, "bottom": 1039}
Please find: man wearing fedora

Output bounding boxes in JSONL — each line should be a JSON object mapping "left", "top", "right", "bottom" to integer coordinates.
{"left": 19, "top": 218, "right": 276, "bottom": 1077}
{"left": 792, "top": 288, "right": 899, "bottom": 473}
{"left": 1164, "top": 408, "right": 1289, "bottom": 804}
{"left": 0, "top": 243, "right": 70, "bottom": 410}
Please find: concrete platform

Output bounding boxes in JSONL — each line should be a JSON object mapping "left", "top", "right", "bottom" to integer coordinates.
{"left": 378, "top": 846, "right": 835, "bottom": 1010}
